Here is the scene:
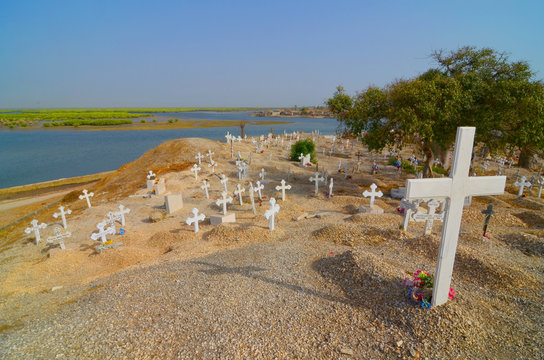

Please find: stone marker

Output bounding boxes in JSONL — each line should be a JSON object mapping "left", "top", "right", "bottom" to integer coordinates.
{"left": 186, "top": 208, "right": 205, "bottom": 233}
{"left": 249, "top": 182, "right": 257, "bottom": 215}
{"left": 264, "top": 197, "right": 280, "bottom": 231}
{"left": 328, "top": 178, "right": 334, "bottom": 198}
{"left": 25, "top": 219, "right": 47, "bottom": 244}
{"left": 309, "top": 172, "right": 324, "bottom": 195}
{"left": 220, "top": 174, "right": 229, "bottom": 192}
{"left": 47, "top": 226, "right": 71, "bottom": 250}
{"left": 195, "top": 152, "right": 204, "bottom": 165}
{"left": 153, "top": 180, "right": 166, "bottom": 195}
{"left": 190, "top": 164, "right": 201, "bottom": 180}
{"left": 481, "top": 204, "right": 495, "bottom": 236}
{"left": 514, "top": 176, "right": 532, "bottom": 197}
{"left": 201, "top": 180, "right": 210, "bottom": 199}
{"left": 405, "top": 127, "right": 506, "bottom": 306}
{"left": 363, "top": 183, "right": 383, "bottom": 207}
{"left": 275, "top": 179, "right": 291, "bottom": 201}
{"left": 234, "top": 184, "right": 245, "bottom": 205}
{"left": 90, "top": 221, "right": 115, "bottom": 244}
{"left": 165, "top": 194, "right": 183, "bottom": 214}
{"left": 79, "top": 189, "right": 94, "bottom": 208}
{"left": 254, "top": 181, "right": 264, "bottom": 200}
{"left": 53, "top": 206, "right": 72, "bottom": 229}
{"left": 411, "top": 199, "right": 444, "bottom": 235}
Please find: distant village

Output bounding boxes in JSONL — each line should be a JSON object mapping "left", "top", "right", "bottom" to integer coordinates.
{"left": 252, "top": 107, "right": 332, "bottom": 118}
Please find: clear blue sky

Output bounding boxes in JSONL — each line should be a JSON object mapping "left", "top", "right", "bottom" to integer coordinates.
{"left": 1, "top": 0, "right": 543, "bottom": 108}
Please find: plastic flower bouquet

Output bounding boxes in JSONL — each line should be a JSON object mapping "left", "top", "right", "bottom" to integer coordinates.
{"left": 403, "top": 270, "right": 455, "bottom": 309}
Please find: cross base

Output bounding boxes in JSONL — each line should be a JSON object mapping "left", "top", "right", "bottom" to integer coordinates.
{"left": 358, "top": 205, "right": 384, "bottom": 214}
{"left": 210, "top": 213, "right": 236, "bottom": 226}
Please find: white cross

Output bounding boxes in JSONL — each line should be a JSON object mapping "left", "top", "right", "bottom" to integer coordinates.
{"left": 225, "top": 132, "right": 232, "bottom": 143}
{"left": 234, "top": 183, "right": 246, "bottom": 205}
{"left": 25, "top": 219, "right": 47, "bottom": 244}
{"left": 47, "top": 227, "right": 71, "bottom": 250}
{"left": 275, "top": 179, "right": 291, "bottom": 201}
{"left": 264, "top": 197, "right": 280, "bottom": 231}
{"left": 79, "top": 189, "right": 94, "bottom": 208}
{"left": 53, "top": 206, "right": 72, "bottom": 229}
{"left": 186, "top": 208, "right": 205, "bottom": 233}
{"left": 328, "top": 178, "right": 334, "bottom": 198}
{"left": 363, "top": 183, "right": 383, "bottom": 207}
{"left": 190, "top": 164, "right": 201, "bottom": 180}
{"left": 208, "top": 160, "right": 217, "bottom": 173}
{"left": 400, "top": 198, "right": 421, "bottom": 232}
{"left": 215, "top": 191, "right": 233, "bottom": 215}
{"left": 411, "top": 199, "right": 444, "bottom": 235}
{"left": 536, "top": 176, "right": 544, "bottom": 198}
{"left": 237, "top": 135, "right": 242, "bottom": 143}
{"left": 249, "top": 182, "right": 257, "bottom": 215}
{"left": 309, "top": 172, "right": 324, "bottom": 195}
{"left": 405, "top": 127, "right": 506, "bottom": 306}
{"left": 254, "top": 181, "right": 264, "bottom": 200}
{"left": 259, "top": 168, "right": 267, "bottom": 181}
{"left": 206, "top": 149, "right": 215, "bottom": 163}
{"left": 113, "top": 204, "right": 130, "bottom": 226}
{"left": 195, "top": 152, "right": 204, "bottom": 164}
{"left": 482, "top": 161, "right": 489, "bottom": 172}
{"left": 147, "top": 170, "right": 156, "bottom": 180}
{"left": 514, "top": 176, "right": 532, "bottom": 197}
{"left": 298, "top": 153, "right": 305, "bottom": 167}
{"left": 90, "top": 221, "right": 116, "bottom": 244}
{"left": 201, "top": 180, "right": 210, "bottom": 199}
{"left": 220, "top": 174, "right": 229, "bottom": 192}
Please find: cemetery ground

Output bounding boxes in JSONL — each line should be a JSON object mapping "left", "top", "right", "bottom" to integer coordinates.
{"left": 0, "top": 136, "right": 542, "bottom": 359}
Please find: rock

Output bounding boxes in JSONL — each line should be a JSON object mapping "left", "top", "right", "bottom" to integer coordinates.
{"left": 339, "top": 346, "right": 354, "bottom": 356}
{"left": 51, "top": 286, "right": 63, "bottom": 292}
{"left": 150, "top": 210, "right": 165, "bottom": 223}
{"left": 396, "top": 340, "right": 404, "bottom": 347}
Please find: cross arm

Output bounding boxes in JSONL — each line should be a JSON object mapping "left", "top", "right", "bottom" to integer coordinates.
{"left": 467, "top": 176, "right": 506, "bottom": 196}
{"left": 405, "top": 178, "right": 452, "bottom": 200}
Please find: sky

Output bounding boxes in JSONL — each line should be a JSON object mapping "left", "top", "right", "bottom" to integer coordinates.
{"left": 1, "top": 0, "right": 543, "bottom": 108}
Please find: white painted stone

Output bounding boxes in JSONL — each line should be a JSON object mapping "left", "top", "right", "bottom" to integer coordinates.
{"left": 210, "top": 212, "right": 236, "bottom": 226}
{"left": 90, "top": 221, "right": 115, "bottom": 244}
{"left": 405, "top": 127, "right": 506, "bottom": 306}
{"left": 165, "top": 195, "right": 183, "bottom": 214}
{"left": 234, "top": 184, "right": 246, "bottom": 205}
{"left": 309, "top": 172, "right": 324, "bottom": 195}
{"left": 358, "top": 205, "right": 384, "bottom": 214}
{"left": 363, "top": 183, "right": 383, "bottom": 207}
{"left": 79, "top": 189, "right": 94, "bottom": 208}
{"left": 264, "top": 197, "right": 280, "bottom": 231}
{"left": 201, "top": 180, "right": 210, "bottom": 199}
{"left": 47, "top": 227, "right": 71, "bottom": 250}
{"left": 53, "top": 206, "right": 72, "bottom": 229}
{"left": 25, "top": 219, "right": 47, "bottom": 244}
{"left": 186, "top": 208, "right": 205, "bottom": 232}
{"left": 215, "top": 191, "right": 233, "bottom": 215}
{"left": 275, "top": 179, "right": 291, "bottom": 201}
{"left": 146, "top": 179, "right": 155, "bottom": 189}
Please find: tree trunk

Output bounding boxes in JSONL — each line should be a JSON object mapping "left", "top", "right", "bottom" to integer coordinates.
{"left": 240, "top": 122, "right": 246, "bottom": 138}
{"left": 518, "top": 146, "right": 536, "bottom": 169}
{"left": 422, "top": 143, "right": 435, "bottom": 178}
{"left": 431, "top": 142, "right": 452, "bottom": 170}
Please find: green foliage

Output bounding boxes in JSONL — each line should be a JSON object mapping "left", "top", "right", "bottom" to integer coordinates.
{"left": 141, "top": 119, "right": 146, "bottom": 123}
{"left": 168, "top": 119, "right": 174, "bottom": 123}
{"left": 153, "top": 119, "right": 157, "bottom": 123}
{"left": 290, "top": 139, "right": 316, "bottom": 163}
{"left": 19, "top": 120, "right": 28, "bottom": 127}
{"left": 432, "top": 165, "right": 447, "bottom": 175}
{"left": 43, "top": 122, "right": 52, "bottom": 127}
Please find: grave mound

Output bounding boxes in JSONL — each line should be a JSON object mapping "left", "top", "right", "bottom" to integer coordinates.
{"left": 313, "top": 224, "right": 399, "bottom": 246}
{"left": 203, "top": 223, "right": 277, "bottom": 244}
{"left": 497, "top": 232, "right": 544, "bottom": 257}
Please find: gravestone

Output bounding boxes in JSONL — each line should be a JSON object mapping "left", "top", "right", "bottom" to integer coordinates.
{"left": 404, "top": 127, "right": 506, "bottom": 306}
{"left": 275, "top": 179, "right": 291, "bottom": 201}
{"left": 264, "top": 198, "right": 280, "bottom": 231}
{"left": 208, "top": 160, "right": 217, "bottom": 173}
{"left": 399, "top": 198, "right": 422, "bottom": 232}
{"left": 234, "top": 184, "right": 245, "bottom": 205}
{"left": 190, "top": 164, "right": 201, "bottom": 180}
{"left": 309, "top": 172, "right": 324, "bottom": 196}
{"left": 514, "top": 176, "right": 531, "bottom": 197}
{"left": 249, "top": 182, "right": 257, "bottom": 215}
{"left": 328, "top": 178, "right": 334, "bottom": 198}
{"left": 195, "top": 152, "right": 204, "bottom": 165}
{"left": 47, "top": 226, "right": 71, "bottom": 250}
{"left": 481, "top": 204, "right": 495, "bottom": 237}
{"left": 206, "top": 149, "right": 214, "bottom": 163}
{"left": 53, "top": 206, "right": 72, "bottom": 229}
{"left": 25, "top": 219, "right": 47, "bottom": 244}
{"left": 259, "top": 168, "right": 267, "bottom": 182}
{"left": 186, "top": 208, "right": 205, "bottom": 233}
{"left": 146, "top": 171, "right": 156, "bottom": 189}
{"left": 360, "top": 183, "right": 384, "bottom": 214}
{"left": 411, "top": 199, "right": 444, "bottom": 235}
{"left": 254, "top": 181, "right": 264, "bottom": 200}
{"left": 211, "top": 191, "right": 236, "bottom": 225}
{"left": 165, "top": 194, "right": 183, "bottom": 214}
{"left": 153, "top": 180, "right": 166, "bottom": 195}
{"left": 201, "top": 180, "right": 210, "bottom": 199}
{"left": 535, "top": 176, "right": 544, "bottom": 198}
{"left": 79, "top": 189, "right": 94, "bottom": 208}
{"left": 90, "top": 221, "right": 115, "bottom": 244}
{"left": 113, "top": 204, "right": 130, "bottom": 226}
{"left": 220, "top": 174, "right": 229, "bottom": 192}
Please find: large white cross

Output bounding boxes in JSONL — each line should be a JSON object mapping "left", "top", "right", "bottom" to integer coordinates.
{"left": 25, "top": 219, "right": 47, "bottom": 244}
{"left": 206, "top": 149, "right": 214, "bottom": 163}
{"left": 220, "top": 174, "right": 229, "bottom": 192}
{"left": 195, "top": 152, "right": 204, "bottom": 165}
{"left": 234, "top": 184, "right": 245, "bottom": 205}
{"left": 514, "top": 176, "right": 531, "bottom": 197}
{"left": 90, "top": 221, "right": 115, "bottom": 244}
{"left": 411, "top": 199, "right": 444, "bottom": 236}
{"left": 190, "top": 164, "right": 201, "bottom": 180}
{"left": 254, "top": 181, "right": 264, "bottom": 200}
{"left": 275, "top": 179, "right": 291, "bottom": 201}
{"left": 363, "top": 183, "right": 383, "bottom": 207}
{"left": 405, "top": 127, "right": 506, "bottom": 306}
{"left": 264, "top": 197, "right": 280, "bottom": 231}
{"left": 186, "top": 208, "right": 205, "bottom": 233}
{"left": 309, "top": 172, "right": 324, "bottom": 195}
{"left": 201, "top": 180, "right": 210, "bottom": 199}
{"left": 79, "top": 189, "right": 94, "bottom": 208}
{"left": 216, "top": 191, "right": 233, "bottom": 215}
{"left": 47, "top": 227, "right": 71, "bottom": 250}
{"left": 113, "top": 204, "right": 130, "bottom": 226}
{"left": 249, "top": 182, "right": 257, "bottom": 215}
{"left": 53, "top": 206, "right": 72, "bottom": 229}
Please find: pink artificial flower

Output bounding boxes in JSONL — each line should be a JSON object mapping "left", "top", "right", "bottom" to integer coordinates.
{"left": 449, "top": 288, "right": 456, "bottom": 300}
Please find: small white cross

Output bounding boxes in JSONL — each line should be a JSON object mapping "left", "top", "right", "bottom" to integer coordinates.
{"left": 195, "top": 152, "right": 204, "bottom": 164}
{"left": 147, "top": 171, "right": 156, "bottom": 180}
{"left": 234, "top": 183, "right": 246, "bottom": 205}
{"left": 298, "top": 153, "right": 305, "bottom": 167}
{"left": 400, "top": 198, "right": 421, "bottom": 232}
{"left": 90, "top": 221, "right": 115, "bottom": 244}
{"left": 411, "top": 199, "right": 444, "bottom": 235}
{"left": 259, "top": 168, "right": 267, "bottom": 181}
{"left": 254, "top": 181, "right": 264, "bottom": 200}
{"left": 53, "top": 206, "right": 72, "bottom": 229}
{"left": 201, "top": 180, "right": 210, "bottom": 199}
{"left": 186, "top": 208, "right": 206, "bottom": 233}
{"left": 328, "top": 178, "right": 334, "bottom": 198}
{"left": 249, "top": 182, "right": 257, "bottom": 215}
{"left": 208, "top": 160, "right": 217, "bottom": 173}
{"left": 309, "top": 172, "right": 324, "bottom": 195}
{"left": 25, "top": 219, "right": 47, "bottom": 244}
{"left": 220, "top": 174, "right": 229, "bottom": 192}
{"left": 363, "top": 183, "right": 383, "bottom": 207}
{"left": 47, "top": 226, "right": 71, "bottom": 250}
{"left": 79, "top": 189, "right": 94, "bottom": 208}
{"left": 535, "top": 176, "right": 544, "bottom": 198}
{"left": 113, "top": 204, "right": 130, "bottom": 226}
{"left": 275, "top": 179, "right": 291, "bottom": 201}
{"left": 264, "top": 197, "right": 280, "bottom": 231}
{"left": 215, "top": 191, "right": 233, "bottom": 215}
{"left": 225, "top": 132, "right": 232, "bottom": 143}
{"left": 206, "top": 149, "right": 214, "bottom": 163}
{"left": 514, "top": 176, "right": 532, "bottom": 197}
{"left": 190, "top": 164, "right": 201, "bottom": 180}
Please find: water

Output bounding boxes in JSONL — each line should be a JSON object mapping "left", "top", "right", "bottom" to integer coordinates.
{"left": 0, "top": 111, "right": 339, "bottom": 188}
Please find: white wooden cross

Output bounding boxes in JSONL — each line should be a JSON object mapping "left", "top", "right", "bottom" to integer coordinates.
{"left": 404, "top": 127, "right": 506, "bottom": 306}
{"left": 79, "top": 189, "right": 94, "bottom": 208}
{"left": 535, "top": 176, "right": 544, "bottom": 198}
{"left": 190, "top": 164, "right": 201, "bottom": 180}
{"left": 225, "top": 132, "right": 232, "bottom": 143}
{"left": 309, "top": 172, "right": 324, "bottom": 195}
{"left": 208, "top": 160, "right": 217, "bottom": 173}
{"left": 411, "top": 199, "right": 444, "bottom": 236}
{"left": 90, "top": 221, "right": 115, "bottom": 244}
{"left": 147, "top": 170, "right": 156, "bottom": 180}
{"left": 25, "top": 219, "right": 47, "bottom": 244}
{"left": 328, "top": 178, "right": 334, "bottom": 198}
{"left": 113, "top": 204, "right": 130, "bottom": 226}
{"left": 259, "top": 168, "right": 267, "bottom": 181}
{"left": 206, "top": 149, "right": 214, "bottom": 163}
{"left": 514, "top": 176, "right": 531, "bottom": 197}
{"left": 264, "top": 197, "right": 280, "bottom": 231}
{"left": 220, "top": 174, "right": 229, "bottom": 192}
{"left": 400, "top": 198, "right": 421, "bottom": 232}
{"left": 254, "top": 181, "right": 264, "bottom": 200}
{"left": 216, "top": 191, "right": 233, "bottom": 215}
{"left": 275, "top": 179, "right": 291, "bottom": 201}
{"left": 234, "top": 183, "right": 245, "bottom": 205}
{"left": 201, "top": 180, "right": 210, "bottom": 199}
{"left": 195, "top": 152, "right": 204, "bottom": 165}
{"left": 53, "top": 206, "right": 72, "bottom": 229}
{"left": 298, "top": 153, "right": 305, "bottom": 167}
{"left": 363, "top": 183, "right": 383, "bottom": 207}
{"left": 186, "top": 208, "right": 205, "bottom": 233}
{"left": 249, "top": 182, "right": 257, "bottom": 215}
{"left": 47, "top": 227, "right": 71, "bottom": 250}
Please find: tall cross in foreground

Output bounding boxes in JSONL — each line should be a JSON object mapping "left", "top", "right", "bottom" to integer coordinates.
{"left": 405, "top": 127, "right": 506, "bottom": 306}
{"left": 264, "top": 197, "right": 280, "bottom": 231}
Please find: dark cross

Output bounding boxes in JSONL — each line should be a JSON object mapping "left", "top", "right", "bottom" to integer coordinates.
{"left": 356, "top": 151, "right": 363, "bottom": 162}
{"left": 481, "top": 204, "right": 496, "bottom": 236}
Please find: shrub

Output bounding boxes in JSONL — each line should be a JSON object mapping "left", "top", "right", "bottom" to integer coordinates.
{"left": 43, "top": 122, "right": 52, "bottom": 127}
{"left": 19, "top": 121, "right": 28, "bottom": 127}
{"left": 141, "top": 119, "right": 146, "bottom": 123}
{"left": 153, "top": 119, "right": 157, "bottom": 123}
{"left": 168, "top": 119, "right": 174, "bottom": 123}
{"left": 290, "top": 138, "right": 316, "bottom": 163}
